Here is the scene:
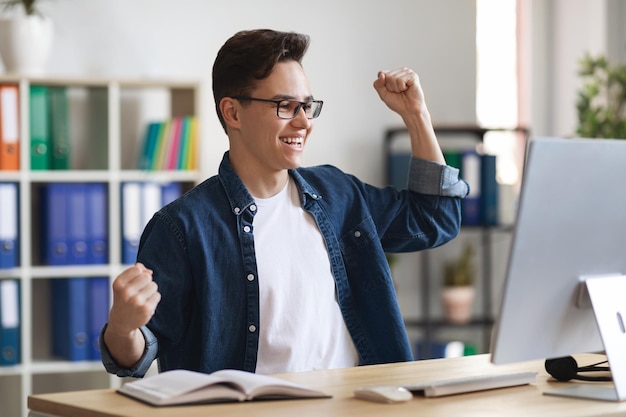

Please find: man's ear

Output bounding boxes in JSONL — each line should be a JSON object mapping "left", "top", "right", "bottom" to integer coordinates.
{"left": 220, "top": 97, "right": 240, "bottom": 129}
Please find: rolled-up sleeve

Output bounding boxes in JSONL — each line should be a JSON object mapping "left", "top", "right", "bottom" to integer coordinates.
{"left": 98, "top": 324, "right": 158, "bottom": 378}
{"left": 407, "top": 157, "right": 469, "bottom": 197}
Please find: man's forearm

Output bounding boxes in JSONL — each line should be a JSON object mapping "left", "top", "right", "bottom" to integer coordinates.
{"left": 403, "top": 109, "right": 445, "bottom": 165}
{"left": 102, "top": 324, "right": 146, "bottom": 369}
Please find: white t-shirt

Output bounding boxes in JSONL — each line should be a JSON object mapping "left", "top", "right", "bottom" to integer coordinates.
{"left": 252, "top": 177, "right": 359, "bottom": 374}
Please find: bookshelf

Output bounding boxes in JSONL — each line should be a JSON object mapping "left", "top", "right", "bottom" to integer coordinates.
{"left": 0, "top": 75, "right": 203, "bottom": 417}
{"left": 384, "top": 125, "right": 529, "bottom": 359}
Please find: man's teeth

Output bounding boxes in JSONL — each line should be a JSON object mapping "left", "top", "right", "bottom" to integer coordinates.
{"left": 281, "top": 137, "right": 303, "bottom": 145}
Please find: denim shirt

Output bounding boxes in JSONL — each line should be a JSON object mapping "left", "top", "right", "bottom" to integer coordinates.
{"left": 100, "top": 151, "right": 468, "bottom": 377}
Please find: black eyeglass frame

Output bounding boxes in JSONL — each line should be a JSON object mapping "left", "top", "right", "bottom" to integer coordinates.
{"left": 231, "top": 96, "right": 323, "bottom": 119}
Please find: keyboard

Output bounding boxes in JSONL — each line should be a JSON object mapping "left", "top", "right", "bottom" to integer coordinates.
{"left": 402, "top": 371, "right": 537, "bottom": 397}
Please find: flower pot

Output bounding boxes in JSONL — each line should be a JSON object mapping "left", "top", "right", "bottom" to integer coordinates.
{"left": 0, "top": 15, "right": 54, "bottom": 75}
{"left": 441, "top": 286, "right": 475, "bottom": 324}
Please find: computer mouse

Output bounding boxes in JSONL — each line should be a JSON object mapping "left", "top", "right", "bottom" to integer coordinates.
{"left": 354, "top": 385, "right": 413, "bottom": 403}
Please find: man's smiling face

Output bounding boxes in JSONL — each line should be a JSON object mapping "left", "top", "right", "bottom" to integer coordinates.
{"left": 234, "top": 60, "right": 316, "bottom": 174}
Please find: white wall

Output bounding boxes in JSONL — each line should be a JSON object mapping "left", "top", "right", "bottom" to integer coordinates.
{"left": 17, "top": 0, "right": 477, "bottom": 185}
{"left": 7, "top": 0, "right": 625, "bottom": 201}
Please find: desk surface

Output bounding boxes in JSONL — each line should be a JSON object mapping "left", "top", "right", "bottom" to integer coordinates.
{"left": 29, "top": 354, "right": 626, "bottom": 417}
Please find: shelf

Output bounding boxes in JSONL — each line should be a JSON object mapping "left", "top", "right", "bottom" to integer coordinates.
{"left": 0, "top": 74, "right": 200, "bottom": 88}
{"left": 0, "top": 365, "right": 24, "bottom": 376}
{"left": 29, "top": 265, "right": 114, "bottom": 278}
{"left": 29, "top": 360, "right": 107, "bottom": 375}
{"left": 0, "top": 169, "right": 201, "bottom": 183}
{"left": 0, "top": 360, "right": 106, "bottom": 375}
{"left": 404, "top": 317, "right": 495, "bottom": 328}
{"left": 116, "top": 170, "right": 200, "bottom": 182}
{"left": 384, "top": 125, "right": 529, "bottom": 360}
{"left": 0, "top": 75, "right": 203, "bottom": 417}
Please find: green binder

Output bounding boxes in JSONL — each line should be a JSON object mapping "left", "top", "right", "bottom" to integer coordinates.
{"left": 49, "top": 86, "right": 70, "bottom": 170}
{"left": 29, "top": 85, "right": 50, "bottom": 170}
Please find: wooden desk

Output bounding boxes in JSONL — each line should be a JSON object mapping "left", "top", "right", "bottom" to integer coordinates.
{"left": 29, "top": 354, "right": 626, "bottom": 417}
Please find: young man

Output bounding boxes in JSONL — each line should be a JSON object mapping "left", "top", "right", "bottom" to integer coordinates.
{"left": 100, "top": 29, "right": 468, "bottom": 377}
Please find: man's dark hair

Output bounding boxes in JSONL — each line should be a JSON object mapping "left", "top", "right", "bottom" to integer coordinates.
{"left": 212, "top": 29, "right": 310, "bottom": 132}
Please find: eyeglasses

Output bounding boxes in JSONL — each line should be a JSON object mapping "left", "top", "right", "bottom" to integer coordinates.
{"left": 232, "top": 96, "right": 323, "bottom": 119}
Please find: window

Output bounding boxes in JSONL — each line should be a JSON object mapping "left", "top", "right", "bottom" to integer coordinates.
{"left": 476, "top": 0, "right": 523, "bottom": 187}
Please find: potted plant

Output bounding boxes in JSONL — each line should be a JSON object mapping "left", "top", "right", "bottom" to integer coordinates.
{"left": 576, "top": 53, "right": 626, "bottom": 139}
{"left": 0, "top": 0, "right": 54, "bottom": 74}
{"left": 441, "top": 243, "right": 476, "bottom": 324}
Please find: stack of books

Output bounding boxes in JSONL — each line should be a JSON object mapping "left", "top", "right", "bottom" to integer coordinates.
{"left": 137, "top": 116, "right": 197, "bottom": 171}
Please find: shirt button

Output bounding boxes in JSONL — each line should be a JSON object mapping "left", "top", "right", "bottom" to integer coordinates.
{"left": 354, "top": 230, "right": 361, "bottom": 238}
{"left": 234, "top": 207, "right": 241, "bottom": 214}
{"left": 250, "top": 204, "right": 257, "bottom": 212}
{"left": 243, "top": 225, "right": 251, "bottom": 233}
{"left": 247, "top": 274, "right": 255, "bottom": 281}
{"left": 248, "top": 325, "right": 256, "bottom": 333}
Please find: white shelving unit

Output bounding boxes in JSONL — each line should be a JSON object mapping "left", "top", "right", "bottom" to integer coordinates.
{"left": 0, "top": 75, "right": 203, "bottom": 417}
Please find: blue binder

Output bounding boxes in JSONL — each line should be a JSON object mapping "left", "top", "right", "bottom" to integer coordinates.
{"left": 161, "top": 182, "right": 182, "bottom": 206}
{"left": 461, "top": 150, "right": 481, "bottom": 226}
{"left": 121, "top": 182, "right": 142, "bottom": 265}
{"left": 41, "top": 184, "right": 69, "bottom": 265}
{"left": 51, "top": 278, "right": 89, "bottom": 361}
{"left": 0, "top": 183, "right": 18, "bottom": 269}
{"left": 88, "top": 277, "right": 109, "bottom": 360}
{"left": 67, "top": 184, "right": 89, "bottom": 265}
{"left": 0, "top": 279, "right": 20, "bottom": 365}
{"left": 87, "top": 183, "right": 108, "bottom": 265}
{"left": 121, "top": 182, "right": 181, "bottom": 264}
{"left": 480, "top": 154, "right": 498, "bottom": 226}
{"left": 387, "top": 152, "right": 411, "bottom": 190}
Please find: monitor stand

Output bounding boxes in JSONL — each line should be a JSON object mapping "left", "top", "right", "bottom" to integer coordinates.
{"left": 544, "top": 274, "right": 626, "bottom": 402}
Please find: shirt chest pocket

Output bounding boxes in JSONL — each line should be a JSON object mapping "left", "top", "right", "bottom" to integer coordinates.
{"left": 339, "top": 217, "right": 390, "bottom": 291}
{"left": 341, "top": 217, "right": 376, "bottom": 252}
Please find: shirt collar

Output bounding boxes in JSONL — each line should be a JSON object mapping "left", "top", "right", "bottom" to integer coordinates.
{"left": 218, "top": 151, "right": 322, "bottom": 216}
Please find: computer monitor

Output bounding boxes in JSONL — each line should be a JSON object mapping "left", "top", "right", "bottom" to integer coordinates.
{"left": 490, "top": 137, "right": 626, "bottom": 401}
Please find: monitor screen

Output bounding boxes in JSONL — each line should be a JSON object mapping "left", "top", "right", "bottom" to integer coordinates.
{"left": 490, "top": 137, "right": 626, "bottom": 374}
